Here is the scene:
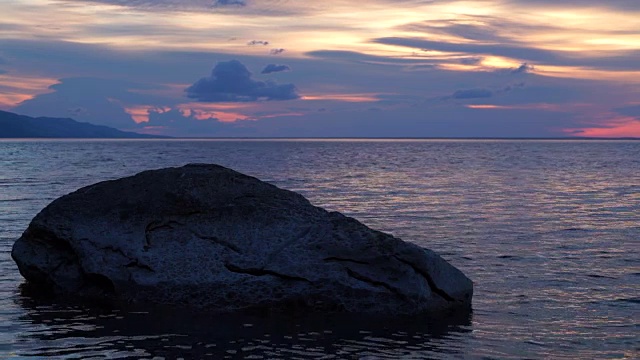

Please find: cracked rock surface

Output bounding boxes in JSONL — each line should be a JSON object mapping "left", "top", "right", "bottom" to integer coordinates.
{"left": 12, "top": 164, "right": 473, "bottom": 315}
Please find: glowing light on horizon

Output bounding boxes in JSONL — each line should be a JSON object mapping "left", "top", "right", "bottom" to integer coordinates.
{"left": 563, "top": 116, "right": 640, "bottom": 138}
{"left": 302, "top": 93, "right": 380, "bottom": 102}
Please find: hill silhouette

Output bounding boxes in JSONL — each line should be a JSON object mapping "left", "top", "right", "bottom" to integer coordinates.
{"left": 0, "top": 110, "right": 165, "bottom": 138}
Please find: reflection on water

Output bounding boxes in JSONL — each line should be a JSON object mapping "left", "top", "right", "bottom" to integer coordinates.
{"left": 1, "top": 139, "right": 639, "bottom": 358}
{"left": 14, "top": 289, "right": 472, "bottom": 359}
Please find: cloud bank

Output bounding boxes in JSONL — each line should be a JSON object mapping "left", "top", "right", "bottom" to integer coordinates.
{"left": 186, "top": 60, "right": 299, "bottom": 102}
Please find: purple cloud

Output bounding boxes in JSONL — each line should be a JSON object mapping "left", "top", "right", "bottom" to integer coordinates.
{"left": 512, "top": 63, "right": 534, "bottom": 74}
{"left": 248, "top": 40, "right": 269, "bottom": 46}
{"left": 186, "top": 60, "right": 299, "bottom": 102}
{"left": 261, "top": 64, "right": 291, "bottom": 74}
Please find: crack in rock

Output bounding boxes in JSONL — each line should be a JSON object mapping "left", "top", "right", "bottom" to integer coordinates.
{"left": 393, "top": 255, "right": 455, "bottom": 302}
{"left": 99, "top": 245, "right": 154, "bottom": 272}
{"left": 224, "top": 263, "right": 311, "bottom": 283}
{"left": 144, "top": 220, "right": 184, "bottom": 250}
{"left": 125, "top": 259, "right": 155, "bottom": 272}
{"left": 190, "top": 231, "right": 241, "bottom": 253}
{"left": 345, "top": 268, "right": 409, "bottom": 302}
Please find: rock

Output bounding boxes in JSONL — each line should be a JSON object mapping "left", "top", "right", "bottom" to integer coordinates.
{"left": 12, "top": 164, "right": 473, "bottom": 315}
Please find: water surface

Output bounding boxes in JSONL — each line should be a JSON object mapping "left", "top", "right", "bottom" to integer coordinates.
{"left": 1, "top": 139, "right": 638, "bottom": 359}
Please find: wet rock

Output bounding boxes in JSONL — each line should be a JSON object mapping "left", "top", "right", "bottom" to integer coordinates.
{"left": 12, "top": 164, "right": 473, "bottom": 315}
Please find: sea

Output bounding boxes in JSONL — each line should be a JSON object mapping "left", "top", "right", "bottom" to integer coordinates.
{"left": 0, "top": 139, "right": 638, "bottom": 359}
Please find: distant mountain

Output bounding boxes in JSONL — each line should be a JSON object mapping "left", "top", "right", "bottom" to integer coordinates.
{"left": 0, "top": 110, "right": 166, "bottom": 138}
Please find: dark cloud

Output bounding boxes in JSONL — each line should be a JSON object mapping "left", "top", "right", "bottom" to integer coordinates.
{"left": 270, "top": 48, "right": 286, "bottom": 55}
{"left": 212, "top": 0, "right": 246, "bottom": 6}
{"left": 405, "top": 64, "right": 437, "bottom": 71}
{"left": 261, "top": 64, "right": 291, "bottom": 74}
{"left": 186, "top": 60, "right": 299, "bottom": 102}
{"left": 506, "top": 0, "right": 640, "bottom": 11}
{"left": 460, "top": 57, "right": 483, "bottom": 65}
{"left": 68, "top": 107, "right": 88, "bottom": 116}
{"left": 248, "top": 40, "right": 269, "bottom": 46}
{"left": 511, "top": 63, "right": 534, "bottom": 74}
{"left": 500, "top": 82, "right": 526, "bottom": 93}
{"left": 452, "top": 89, "right": 493, "bottom": 99}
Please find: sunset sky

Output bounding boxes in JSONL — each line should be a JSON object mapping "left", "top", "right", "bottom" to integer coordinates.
{"left": 1, "top": 0, "right": 639, "bottom": 137}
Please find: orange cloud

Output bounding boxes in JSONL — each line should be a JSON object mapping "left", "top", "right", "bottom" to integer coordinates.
{"left": 124, "top": 105, "right": 171, "bottom": 123}
{"left": 0, "top": 93, "right": 33, "bottom": 110}
{"left": 465, "top": 103, "right": 592, "bottom": 111}
{"left": 125, "top": 103, "right": 256, "bottom": 123}
{"left": 176, "top": 103, "right": 252, "bottom": 122}
{"left": 0, "top": 75, "right": 59, "bottom": 109}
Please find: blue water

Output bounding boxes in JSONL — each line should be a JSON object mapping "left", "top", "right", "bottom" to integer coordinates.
{"left": 0, "top": 139, "right": 638, "bottom": 359}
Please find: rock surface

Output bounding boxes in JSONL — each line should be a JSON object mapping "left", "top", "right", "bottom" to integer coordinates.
{"left": 12, "top": 164, "right": 473, "bottom": 315}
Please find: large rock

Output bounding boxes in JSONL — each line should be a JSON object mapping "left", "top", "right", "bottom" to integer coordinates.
{"left": 12, "top": 164, "right": 472, "bottom": 315}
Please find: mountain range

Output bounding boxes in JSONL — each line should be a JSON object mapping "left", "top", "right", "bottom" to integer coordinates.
{"left": 0, "top": 110, "right": 164, "bottom": 138}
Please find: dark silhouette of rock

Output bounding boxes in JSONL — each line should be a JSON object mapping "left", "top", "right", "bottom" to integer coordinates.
{"left": 0, "top": 110, "right": 165, "bottom": 138}
{"left": 12, "top": 164, "right": 473, "bottom": 315}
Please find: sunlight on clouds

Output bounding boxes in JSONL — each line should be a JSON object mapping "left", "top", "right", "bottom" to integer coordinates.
{"left": 1, "top": 0, "right": 639, "bottom": 137}
{"left": 0, "top": 93, "right": 32, "bottom": 110}
{"left": 535, "top": 65, "right": 640, "bottom": 83}
{"left": 302, "top": 93, "right": 380, "bottom": 102}
{"left": 564, "top": 116, "right": 640, "bottom": 138}
{"left": 125, "top": 103, "right": 253, "bottom": 123}
{"left": 0, "top": 74, "right": 58, "bottom": 109}
{"left": 124, "top": 105, "right": 170, "bottom": 123}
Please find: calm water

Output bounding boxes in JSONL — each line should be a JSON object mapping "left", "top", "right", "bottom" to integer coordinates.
{"left": 0, "top": 139, "right": 638, "bottom": 359}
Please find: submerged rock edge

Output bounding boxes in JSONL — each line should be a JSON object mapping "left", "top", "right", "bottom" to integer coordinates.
{"left": 12, "top": 164, "right": 473, "bottom": 315}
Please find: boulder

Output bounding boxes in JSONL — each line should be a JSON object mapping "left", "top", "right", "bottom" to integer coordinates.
{"left": 12, "top": 164, "right": 472, "bottom": 315}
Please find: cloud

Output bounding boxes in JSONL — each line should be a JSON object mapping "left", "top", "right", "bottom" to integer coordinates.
{"left": 247, "top": 40, "right": 269, "bottom": 46}
{"left": 270, "top": 48, "right": 286, "bottom": 55}
{"left": 374, "top": 37, "right": 561, "bottom": 63}
{"left": 373, "top": 36, "right": 640, "bottom": 71}
{"left": 460, "top": 57, "right": 483, "bottom": 65}
{"left": 512, "top": 63, "right": 534, "bottom": 74}
{"left": 401, "top": 22, "right": 511, "bottom": 43}
{"left": 452, "top": 89, "right": 493, "bottom": 99}
{"left": 404, "top": 64, "right": 437, "bottom": 71}
{"left": 13, "top": 77, "right": 157, "bottom": 129}
{"left": 616, "top": 105, "right": 640, "bottom": 117}
{"left": 186, "top": 60, "right": 299, "bottom": 102}
{"left": 505, "top": 0, "right": 640, "bottom": 11}
{"left": 0, "top": 69, "right": 7, "bottom": 75}
{"left": 261, "top": 64, "right": 291, "bottom": 74}
{"left": 212, "top": 0, "right": 246, "bottom": 6}
{"left": 63, "top": 0, "right": 239, "bottom": 11}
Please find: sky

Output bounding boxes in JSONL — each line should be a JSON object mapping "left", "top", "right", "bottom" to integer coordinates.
{"left": 1, "top": 0, "right": 639, "bottom": 137}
